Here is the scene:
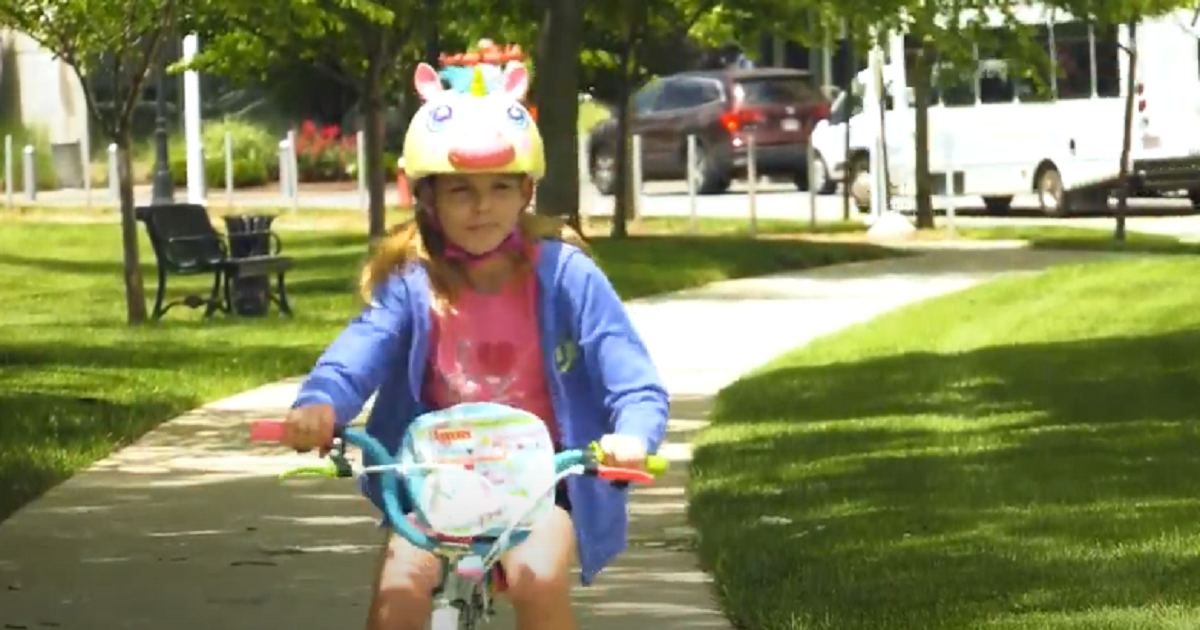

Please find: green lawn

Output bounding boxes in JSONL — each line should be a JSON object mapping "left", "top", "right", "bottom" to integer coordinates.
{"left": 0, "top": 222, "right": 892, "bottom": 522}
{"left": 689, "top": 256, "right": 1200, "bottom": 630}
{"left": 961, "top": 225, "right": 1200, "bottom": 254}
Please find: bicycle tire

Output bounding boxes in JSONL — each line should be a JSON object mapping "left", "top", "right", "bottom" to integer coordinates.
{"left": 430, "top": 605, "right": 460, "bottom": 630}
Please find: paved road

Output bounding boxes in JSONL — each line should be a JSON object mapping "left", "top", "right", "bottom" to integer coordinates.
{"left": 0, "top": 247, "right": 1119, "bottom": 630}
{"left": 13, "top": 180, "right": 1200, "bottom": 240}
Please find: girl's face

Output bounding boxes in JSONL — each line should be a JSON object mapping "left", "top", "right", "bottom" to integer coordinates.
{"left": 430, "top": 174, "right": 532, "bottom": 255}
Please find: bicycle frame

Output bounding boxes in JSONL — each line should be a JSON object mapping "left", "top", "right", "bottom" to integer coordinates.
{"left": 249, "top": 418, "right": 666, "bottom": 630}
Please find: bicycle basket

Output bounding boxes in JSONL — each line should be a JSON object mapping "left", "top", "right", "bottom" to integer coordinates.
{"left": 399, "top": 402, "right": 558, "bottom": 539}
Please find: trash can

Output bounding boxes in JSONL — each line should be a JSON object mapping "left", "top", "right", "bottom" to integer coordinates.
{"left": 223, "top": 214, "right": 275, "bottom": 317}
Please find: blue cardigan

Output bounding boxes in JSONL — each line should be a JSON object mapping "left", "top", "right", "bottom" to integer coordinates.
{"left": 292, "top": 240, "right": 670, "bottom": 584}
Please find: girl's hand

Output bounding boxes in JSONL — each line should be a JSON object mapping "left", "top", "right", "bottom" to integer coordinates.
{"left": 598, "top": 434, "right": 648, "bottom": 470}
{"left": 283, "top": 404, "right": 337, "bottom": 453}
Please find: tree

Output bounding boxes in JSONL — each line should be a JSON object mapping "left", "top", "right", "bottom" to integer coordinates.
{"left": 587, "top": 0, "right": 725, "bottom": 238}
{"left": 533, "top": 0, "right": 585, "bottom": 230}
{"left": 0, "top": 0, "right": 178, "bottom": 324}
{"left": 187, "top": 0, "right": 425, "bottom": 243}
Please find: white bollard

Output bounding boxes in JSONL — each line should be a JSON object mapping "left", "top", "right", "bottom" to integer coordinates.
{"left": 22, "top": 145, "right": 35, "bottom": 201}
{"left": 278, "top": 139, "right": 292, "bottom": 201}
{"left": 356, "top": 130, "right": 366, "bottom": 212}
{"left": 224, "top": 131, "right": 234, "bottom": 208}
{"left": 107, "top": 144, "right": 119, "bottom": 202}
{"left": 287, "top": 129, "right": 299, "bottom": 212}
{"left": 4, "top": 134, "right": 11, "bottom": 209}
{"left": 631, "top": 134, "right": 643, "bottom": 221}
{"left": 806, "top": 141, "right": 817, "bottom": 229}
{"left": 686, "top": 134, "right": 698, "bottom": 234}
{"left": 747, "top": 135, "right": 758, "bottom": 237}
{"left": 577, "top": 134, "right": 590, "bottom": 225}
{"left": 82, "top": 133, "right": 92, "bottom": 210}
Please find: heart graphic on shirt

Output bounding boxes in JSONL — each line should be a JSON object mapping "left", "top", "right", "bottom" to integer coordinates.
{"left": 476, "top": 341, "right": 517, "bottom": 377}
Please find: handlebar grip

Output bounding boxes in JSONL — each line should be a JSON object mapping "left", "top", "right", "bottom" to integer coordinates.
{"left": 645, "top": 455, "right": 670, "bottom": 477}
{"left": 250, "top": 420, "right": 287, "bottom": 443}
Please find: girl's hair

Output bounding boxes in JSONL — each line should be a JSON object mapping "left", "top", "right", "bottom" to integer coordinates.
{"left": 360, "top": 210, "right": 591, "bottom": 308}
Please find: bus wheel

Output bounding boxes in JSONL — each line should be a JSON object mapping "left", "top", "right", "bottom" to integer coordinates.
{"left": 848, "top": 154, "right": 871, "bottom": 213}
{"left": 1035, "top": 166, "right": 1066, "bottom": 217}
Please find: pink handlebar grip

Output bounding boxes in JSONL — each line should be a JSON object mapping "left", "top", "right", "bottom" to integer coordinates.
{"left": 250, "top": 420, "right": 287, "bottom": 443}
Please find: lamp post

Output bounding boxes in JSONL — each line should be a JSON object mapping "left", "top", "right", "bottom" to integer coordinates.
{"left": 150, "top": 39, "right": 174, "bottom": 205}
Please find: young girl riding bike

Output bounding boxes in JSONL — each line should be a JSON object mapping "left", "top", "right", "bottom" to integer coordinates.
{"left": 279, "top": 60, "right": 670, "bottom": 630}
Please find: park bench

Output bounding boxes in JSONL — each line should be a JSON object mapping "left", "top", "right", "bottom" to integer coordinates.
{"left": 135, "top": 203, "right": 294, "bottom": 320}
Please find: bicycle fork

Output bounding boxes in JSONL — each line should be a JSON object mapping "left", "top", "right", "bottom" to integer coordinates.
{"left": 431, "top": 555, "right": 496, "bottom": 630}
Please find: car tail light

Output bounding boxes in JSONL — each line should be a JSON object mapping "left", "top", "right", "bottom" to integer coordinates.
{"left": 812, "top": 103, "right": 831, "bottom": 120}
{"left": 720, "top": 108, "right": 764, "bottom": 133}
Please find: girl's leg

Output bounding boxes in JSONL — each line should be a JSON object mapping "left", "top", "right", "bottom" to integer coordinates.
{"left": 367, "top": 531, "right": 443, "bottom": 630}
{"left": 500, "top": 506, "right": 577, "bottom": 630}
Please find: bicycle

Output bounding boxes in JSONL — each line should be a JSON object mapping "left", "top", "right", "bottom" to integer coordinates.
{"left": 249, "top": 402, "right": 667, "bottom": 630}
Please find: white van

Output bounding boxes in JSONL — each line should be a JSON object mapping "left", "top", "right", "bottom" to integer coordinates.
{"left": 827, "top": 6, "right": 1200, "bottom": 215}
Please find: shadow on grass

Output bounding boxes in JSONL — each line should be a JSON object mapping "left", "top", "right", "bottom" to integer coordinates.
{"left": 691, "top": 329, "right": 1200, "bottom": 630}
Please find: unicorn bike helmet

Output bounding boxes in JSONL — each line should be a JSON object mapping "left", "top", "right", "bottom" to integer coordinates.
{"left": 402, "top": 61, "right": 545, "bottom": 265}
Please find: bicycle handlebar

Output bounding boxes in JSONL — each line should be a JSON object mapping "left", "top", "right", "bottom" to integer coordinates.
{"left": 249, "top": 419, "right": 668, "bottom": 555}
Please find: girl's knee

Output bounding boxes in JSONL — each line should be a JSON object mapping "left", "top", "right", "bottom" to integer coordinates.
{"left": 503, "top": 559, "right": 572, "bottom": 605}
{"left": 501, "top": 508, "right": 575, "bottom": 606}
{"left": 370, "top": 534, "right": 441, "bottom": 626}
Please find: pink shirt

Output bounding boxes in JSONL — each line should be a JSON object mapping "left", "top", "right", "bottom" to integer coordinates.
{"left": 423, "top": 265, "right": 559, "bottom": 444}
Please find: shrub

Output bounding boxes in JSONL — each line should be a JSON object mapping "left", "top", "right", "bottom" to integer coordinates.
{"left": 294, "top": 120, "right": 355, "bottom": 183}
{"left": 171, "top": 119, "right": 277, "bottom": 189}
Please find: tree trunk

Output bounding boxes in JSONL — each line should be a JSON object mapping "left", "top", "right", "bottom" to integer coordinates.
{"left": 1116, "top": 19, "right": 1138, "bottom": 243}
{"left": 912, "top": 40, "right": 935, "bottom": 229}
{"left": 424, "top": 0, "right": 440, "bottom": 66}
{"left": 115, "top": 129, "right": 148, "bottom": 325}
{"left": 610, "top": 12, "right": 638, "bottom": 239}
{"left": 534, "top": 0, "right": 584, "bottom": 228}
{"left": 363, "top": 55, "right": 388, "bottom": 245}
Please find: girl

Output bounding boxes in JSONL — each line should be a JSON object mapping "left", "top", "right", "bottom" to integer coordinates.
{"left": 279, "top": 61, "right": 669, "bottom": 630}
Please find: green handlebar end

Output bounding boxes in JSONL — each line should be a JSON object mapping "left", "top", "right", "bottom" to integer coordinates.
{"left": 645, "top": 455, "right": 670, "bottom": 477}
{"left": 279, "top": 464, "right": 339, "bottom": 479}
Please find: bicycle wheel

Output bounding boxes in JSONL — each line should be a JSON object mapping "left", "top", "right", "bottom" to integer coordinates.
{"left": 430, "top": 605, "right": 460, "bottom": 630}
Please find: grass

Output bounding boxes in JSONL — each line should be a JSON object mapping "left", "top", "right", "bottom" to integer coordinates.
{"left": 961, "top": 226, "right": 1200, "bottom": 254}
{"left": 0, "top": 222, "right": 892, "bottom": 522}
{"left": 688, "top": 256, "right": 1200, "bottom": 630}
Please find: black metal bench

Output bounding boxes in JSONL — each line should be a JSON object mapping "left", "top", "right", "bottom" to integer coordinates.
{"left": 135, "top": 203, "right": 294, "bottom": 320}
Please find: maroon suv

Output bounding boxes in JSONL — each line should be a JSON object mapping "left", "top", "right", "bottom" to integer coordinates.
{"left": 587, "top": 68, "right": 832, "bottom": 195}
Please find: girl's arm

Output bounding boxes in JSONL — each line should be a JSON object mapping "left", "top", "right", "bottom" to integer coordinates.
{"left": 564, "top": 253, "right": 669, "bottom": 453}
{"left": 292, "top": 273, "right": 412, "bottom": 427}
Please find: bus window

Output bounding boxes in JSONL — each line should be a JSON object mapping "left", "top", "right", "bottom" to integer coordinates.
{"left": 1014, "top": 25, "right": 1054, "bottom": 102}
{"left": 935, "top": 58, "right": 977, "bottom": 106}
{"left": 979, "top": 58, "right": 1015, "bottom": 103}
{"left": 1094, "top": 25, "right": 1120, "bottom": 97}
{"left": 1054, "top": 21, "right": 1093, "bottom": 99}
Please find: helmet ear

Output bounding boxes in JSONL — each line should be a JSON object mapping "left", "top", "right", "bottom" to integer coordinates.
{"left": 501, "top": 64, "right": 530, "bottom": 101}
{"left": 414, "top": 63, "right": 444, "bottom": 102}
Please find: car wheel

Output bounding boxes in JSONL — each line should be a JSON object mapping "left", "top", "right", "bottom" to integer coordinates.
{"left": 796, "top": 152, "right": 836, "bottom": 195}
{"left": 590, "top": 145, "right": 616, "bottom": 196}
{"left": 1035, "top": 165, "right": 1066, "bottom": 217}
{"left": 690, "top": 142, "right": 726, "bottom": 195}
{"left": 847, "top": 153, "right": 871, "bottom": 212}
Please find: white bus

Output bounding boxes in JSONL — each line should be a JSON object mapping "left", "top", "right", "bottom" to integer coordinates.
{"left": 811, "top": 6, "right": 1200, "bottom": 215}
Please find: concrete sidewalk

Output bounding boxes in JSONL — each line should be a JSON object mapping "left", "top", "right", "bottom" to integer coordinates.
{"left": 0, "top": 247, "right": 1112, "bottom": 630}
